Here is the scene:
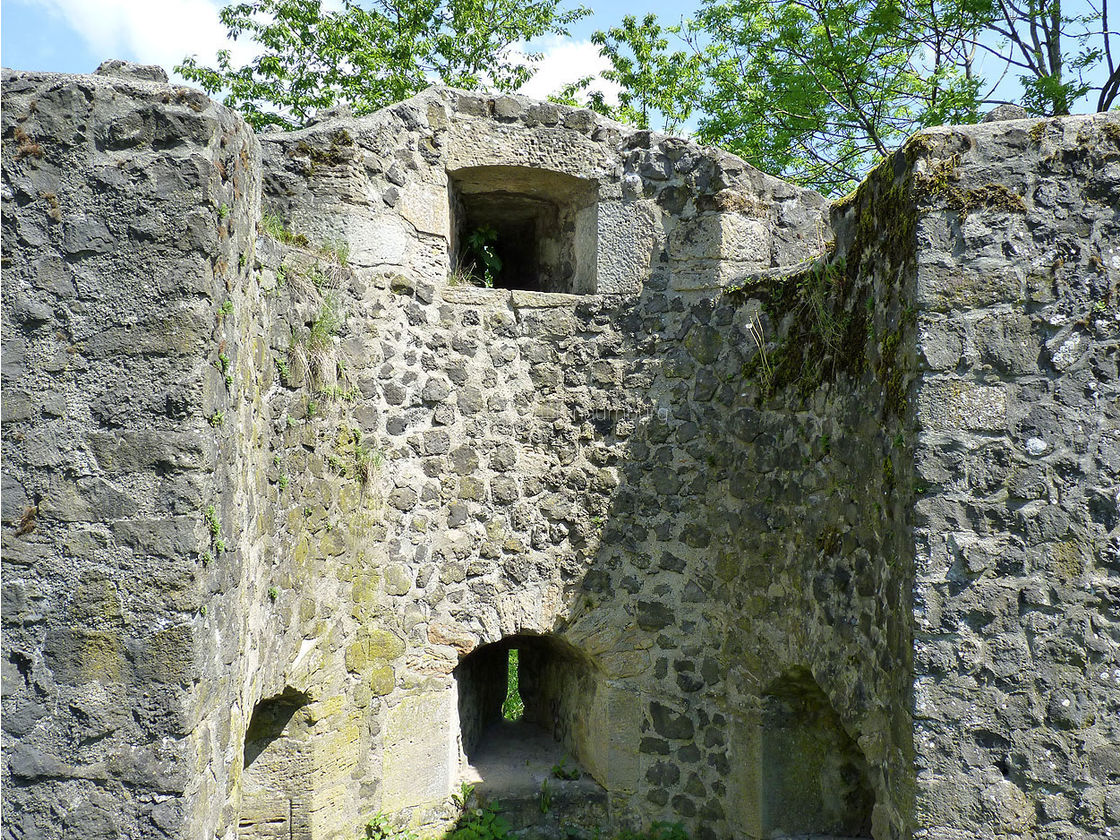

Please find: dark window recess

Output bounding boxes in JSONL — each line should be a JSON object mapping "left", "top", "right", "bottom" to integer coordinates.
{"left": 759, "top": 668, "right": 875, "bottom": 838}
{"left": 450, "top": 166, "right": 598, "bottom": 294}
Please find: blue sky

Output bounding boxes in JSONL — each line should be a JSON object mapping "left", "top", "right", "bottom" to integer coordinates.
{"left": 0, "top": 0, "right": 682, "bottom": 99}
{"left": 1, "top": 0, "right": 1112, "bottom": 111}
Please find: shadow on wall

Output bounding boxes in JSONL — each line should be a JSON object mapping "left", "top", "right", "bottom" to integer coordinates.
{"left": 492, "top": 182, "right": 900, "bottom": 836}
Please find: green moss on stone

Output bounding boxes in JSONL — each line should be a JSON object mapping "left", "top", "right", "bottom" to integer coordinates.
{"left": 367, "top": 629, "right": 406, "bottom": 661}
{"left": 369, "top": 664, "right": 395, "bottom": 696}
{"left": 1052, "top": 540, "right": 1085, "bottom": 581}
{"left": 294, "top": 128, "right": 355, "bottom": 170}
{"left": 726, "top": 148, "right": 916, "bottom": 415}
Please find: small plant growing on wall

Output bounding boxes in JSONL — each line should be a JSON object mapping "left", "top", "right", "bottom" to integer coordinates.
{"left": 445, "top": 783, "right": 511, "bottom": 840}
{"left": 354, "top": 441, "right": 384, "bottom": 488}
{"left": 366, "top": 813, "right": 418, "bottom": 840}
{"left": 275, "top": 355, "right": 291, "bottom": 384}
{"left": 551, "top": 756, "right": 580, "bottom": 780}
{"left": 319, "top": 238, "right": 350, "bottom": 266}
{"left": 463, "top": 225, "right": 502, "bottom": 288}
{"left": 204, "top": 504, "right": 227, "bottom": 556}
{"left": 287, "top": 295, "right": 342, "bottom": 393}
{"left": 260, "top": 213, "right": 309, "bottom": 247}
{"left": 538, "top": 778, "right": 552, "bottom": 814}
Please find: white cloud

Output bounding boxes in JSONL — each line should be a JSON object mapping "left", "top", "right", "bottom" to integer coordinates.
{"left": 516, "top": 37, "right": 620, "bottom": 106}
{"left": 24, "top": 0, "right": 256, "bottom": 81}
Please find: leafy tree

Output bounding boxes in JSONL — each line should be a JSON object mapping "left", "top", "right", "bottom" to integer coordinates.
{"left": 178, "top": 0, "right": 589, "bottom": 130}
{"left": 692, "top": 0, "right": 975, "bottom": 194}
{"left": 577, "top": 14, "right": 703, "bottom": 135}
{"left": 566, "top": 0, "right": 1117, "bottom": 195}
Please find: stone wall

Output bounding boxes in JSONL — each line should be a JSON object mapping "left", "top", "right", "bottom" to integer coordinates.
{"left": 716, "top": 134, "right": 922, "bottom": 840}
{"left": 244, "top": 85, "right": 844, "bottom": 839}
{"left": 2, "top": 62, "right": 1116, "bottom": 840}
{"left": 907, "top": 116, "right": 1120, "bottom": 840}
{"left": 2, "top": 62, "right": 259, "bottom": 838}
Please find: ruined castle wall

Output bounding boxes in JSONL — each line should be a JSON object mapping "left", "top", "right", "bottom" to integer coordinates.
{"left": 713, "top": 146, "right": 924, "bottom": 840}
{"left": 245, "top": 88, "right": 838, "bottom": 837}
{"left": 908, "top": 116, "right": 1120, "bottom": 839}
{"left": 3, "top": 64, "right": 1117, "bottom": 840}
{"left": 242, "top": 90, "right": 920, "bottom": 839}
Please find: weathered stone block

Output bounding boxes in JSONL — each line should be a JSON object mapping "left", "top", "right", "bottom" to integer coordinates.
{"left": 917, "top": 380, "right": 1007, "bottom": 431}
{"left": 381, "top": 690, "right": 456, "bottom": 810}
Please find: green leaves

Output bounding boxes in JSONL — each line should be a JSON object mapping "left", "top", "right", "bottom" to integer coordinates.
{"left": 465, "top": 225, "right": 502, "bottom": 289}
{"left": 178, "top": 0, "right": 590, "bottom": 130}
{"left": 569, "top": 0, "right": 1115, "bottom": 195}
{"left": 690, "top": 0, "right": 952, "bottom": 194}
{"left": 594, "top": 15, "right": 704, "bottom": 134}
{"left": 501, "top": 648, "right": 523, "bottom": 719}
{"left": 983, "top": 0, "right": 1113, "bottom": 115}
{"left": 446, "top": 798, "right": 511, "bottom": 840}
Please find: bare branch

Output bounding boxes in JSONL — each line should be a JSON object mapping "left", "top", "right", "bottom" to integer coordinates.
{"left": 1099, "top": 65, "right": 1120, "bottom": 109}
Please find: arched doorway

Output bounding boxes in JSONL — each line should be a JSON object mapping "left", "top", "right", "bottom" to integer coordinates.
{"left": 237, "top": 687, "right": 312, "bottom": 839}
{"left": 452, "top": 634, "right": 607, "bottom": 824}
{"left": 759, "top": 668, "right": 874, "bottom": 838}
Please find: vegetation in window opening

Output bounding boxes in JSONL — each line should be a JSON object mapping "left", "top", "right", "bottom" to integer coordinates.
{"left": 446, "top": 783, "right": 512, "bottom": 840}
{"left": 502, "top": 649, "right": 524, "bottom": 720}
{"left": 463, "top": 225, "right": 502, "bottom": 288}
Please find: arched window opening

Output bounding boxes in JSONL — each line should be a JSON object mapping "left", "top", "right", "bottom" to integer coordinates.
{"left": 760, "top": 668, "right": 874, "bottom": 838}
{"left": 453, "top": 634, "right": 606, "bottom": 819}
{"left": 238, "top": 687, "right": 312, "bottom": 840}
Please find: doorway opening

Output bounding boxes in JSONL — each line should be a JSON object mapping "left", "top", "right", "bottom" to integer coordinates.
{"left": 237, "top": 687, "right": 312, "bottom": 839}
{"left": 454, "top": 635, "right": 601, "bottom": 787}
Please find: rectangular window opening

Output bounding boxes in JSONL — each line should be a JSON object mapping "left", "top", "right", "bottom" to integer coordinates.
{"left": 449, "top": 166, "right": 598, "bottom": 294}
